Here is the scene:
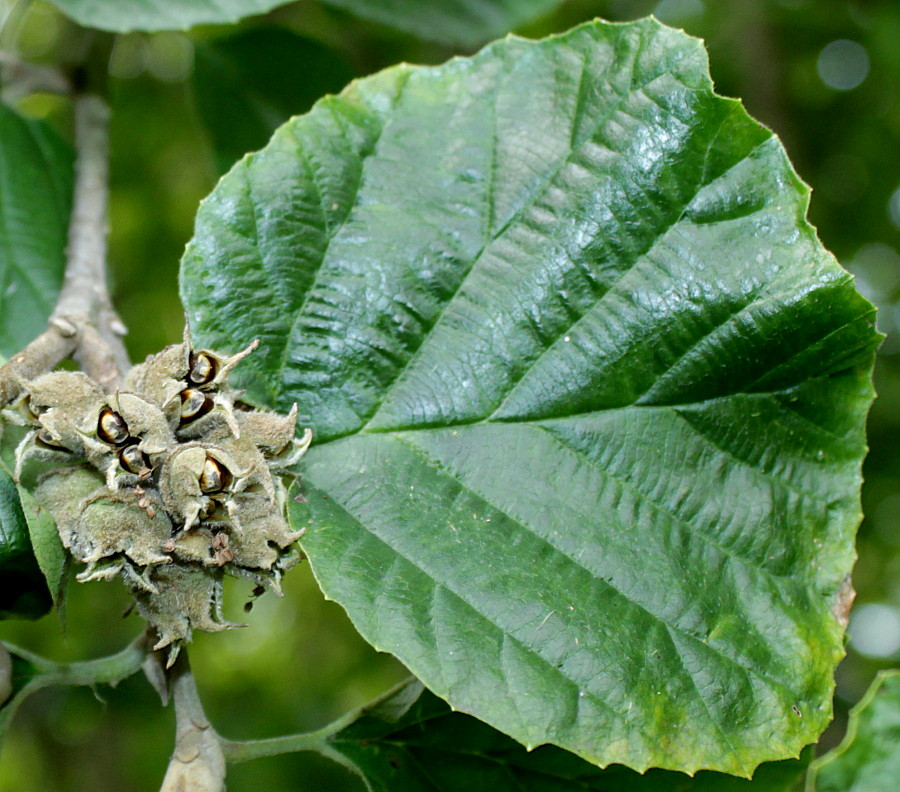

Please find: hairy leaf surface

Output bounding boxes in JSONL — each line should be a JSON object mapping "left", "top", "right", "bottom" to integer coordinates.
{"left": 807, "top": 670, "right": 900, "bottom": 792}
{"left": 181, "top": 18, "right": 879, "bottom": 775}
{"left": 0, "top": 471, "right": 51, "bottom": 620}
{"left": 324, "top": 680, "right": 809, "bottom": 791}
{"left": 0, "top": 105, "right": 72, "bottom": 358}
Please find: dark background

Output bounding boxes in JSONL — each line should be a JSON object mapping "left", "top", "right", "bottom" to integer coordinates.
{"left": 1, "top": 0, "right": 898, "bottom": 789}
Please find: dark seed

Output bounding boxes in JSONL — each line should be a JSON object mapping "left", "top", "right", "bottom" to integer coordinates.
{"left": 199, "top": 500, "right": 226, "bottom": 521}
{"left": 119, "top": 444, "right": 150, "bottom": 474}
{"left": 97, "top": 408, "right": 129, "bottom": 445}
{"left": 188, "top": 351, "right": 217, "bottom": 386}
{"left": 23, "top": 396, "right": 43, "bottom": 421}
{"left": 199, "top": 456, "right": 231, "bottom": 494}
{"left": 179, "top": 389, "right": 213, "bottom": 425}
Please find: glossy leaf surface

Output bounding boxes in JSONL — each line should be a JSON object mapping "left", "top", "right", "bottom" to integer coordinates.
{"left": 0, "top": 104, "right": 72, "bottom": 358}
{"left": 0, "top": 471, "right": 51, "bottom": 620}
{"left": 46, "top": 0, "right": 293, "bottom": 32}
{"left": 807, "top": 670, "right": 900, "bottom": 792}
{"left": 324, "top": 680, "right": 809, "bottom": 792}
{"left": 181, "top": 18, "right": 878, "bottom": 775}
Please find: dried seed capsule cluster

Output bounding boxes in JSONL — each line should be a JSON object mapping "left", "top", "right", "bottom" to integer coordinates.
{"left": 6, "top": 328, "right": 312, "bottom": 664}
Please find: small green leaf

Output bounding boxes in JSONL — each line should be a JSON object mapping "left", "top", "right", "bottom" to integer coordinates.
{"left": 318, "top": 0, "right": 566, "bottom": 47}
{"left": 807, "top": 670, "right": 900, "bottom": 792}
{"left": 181, "top": 18, "right": 878, "bottom": 775}
{"left": 192, "top": 28, "right": 353, "bottom": 174}
{"left": 45, "top": 0, "right": 294, "bottom": 32}
{"left": 0, "top": 104, "right": 72, "bottom": 358}
{"left": 0, "top": 471, "right": 51, "bottom": 620}
{"left": 325, "top": 680, "right": 810, "bottom": 792}
{"left": 16, "top": 485, "right": 66, "bottom": 609}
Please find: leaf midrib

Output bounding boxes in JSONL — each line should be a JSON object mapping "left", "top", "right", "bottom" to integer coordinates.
{"left": 270, "top": 29, "right": 707, "bottom": 421}
{"left": 355, "top": 65, "right": 704, "bottom": 430}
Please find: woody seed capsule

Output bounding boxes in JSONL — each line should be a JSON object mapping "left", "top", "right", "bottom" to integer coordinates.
{"left": 16, "top": 330, "right": 312, "bottom": 662}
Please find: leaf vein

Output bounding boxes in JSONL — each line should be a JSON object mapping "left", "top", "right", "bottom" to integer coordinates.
{"left": 388, "top": 432, "right": 802, "bottom": 697}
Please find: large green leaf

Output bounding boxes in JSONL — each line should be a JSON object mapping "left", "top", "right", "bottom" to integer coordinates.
{"left": 181, "top": 18, "right": 878, "bottom": 775}
{"left": 806, "top": 670, "right": 900, "bottom": 792}
{"left": 0, "top": 470, "right": 51, "bottom": 620}
{"left": 0, "top": 104, "right": 72, "bottom": 358}
{"left": 317, "top": 0, "right": 565, "bottom": 47}
{"left": 192, "top": 28, "right": 353, "bottom": 174}
{"left": 322, "top": 680, "right": 809, "bottom": 791}
{"left": 45, "top": 0, "right": 294, "bottom": 31}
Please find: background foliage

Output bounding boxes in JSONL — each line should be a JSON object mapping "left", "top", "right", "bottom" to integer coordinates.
{"left": 1, "top": 0, "right": 899, "bottom": 789}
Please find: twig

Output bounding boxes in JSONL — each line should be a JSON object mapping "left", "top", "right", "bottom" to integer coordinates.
{"left": 0, "top": 52, "right": 70, "bottom": 100}
{"left": 0, "top": 326, "right": 77, "bottom": 404}
{"left": 0, "top": 632, "right": 149, "bottom": 734}
{"left": 53, "top": 93, "right": 130, "bottom": 388}
{"left": 160, "top": 650, "right": 226, "bottom": 792}
{"left": 0, "top": 91, "right": 130, "bottom": 404}
{"left": 222, "top": 708, "right": 359, "bottom": 764}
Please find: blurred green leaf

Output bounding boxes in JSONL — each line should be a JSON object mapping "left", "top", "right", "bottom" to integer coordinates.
{"left": 0, "top": 646, "right": 8, "bottom": 706}
{"left": 807, "top": 670, "right": 900, "bottom": 792}
{"left": 0, "top": 471, "right": 51, "bottom": 621}
{"left": 16, "top": 485, "right": 66, "bottom": 610}
{"left": 47, "top": 0, "right": 570, "bottom": 43}
{"left": 318, "top": 0, "right": 566, "bottom": 47}
{"left": 325, "top": 680, "right": 810, "bottom": 792}
{"left": 46, "top": 0, "right": 295, "bottom": 32}
{"left": 0, "top": 644, "right": 41, "bottom": 742}
{"left": 192, "top": 27, "right": 353, "bottom": 174}
{"left": 0, "top": 104, "right": 72, "bottom": 359}
{"left": 182, "top": 17, "right": 877, "bottom": 777}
